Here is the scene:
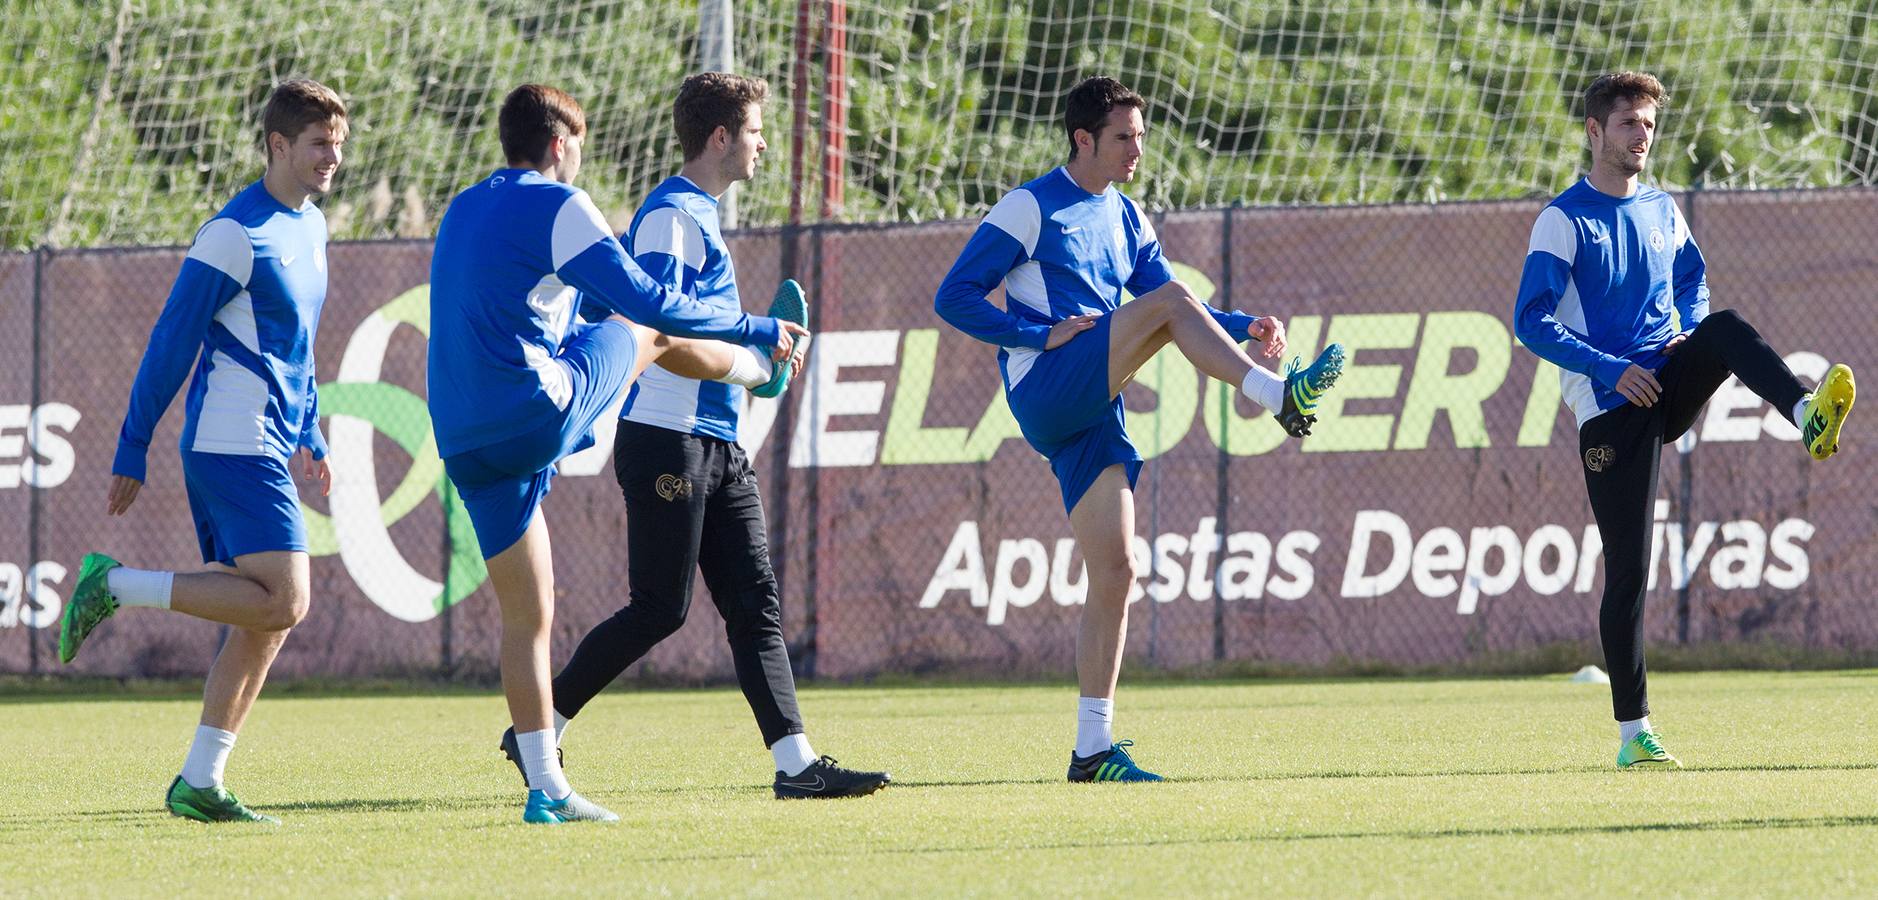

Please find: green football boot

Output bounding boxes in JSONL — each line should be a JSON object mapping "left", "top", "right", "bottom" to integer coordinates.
{"left": 1616, "top": 731, "right": 1682, "bottom": 769}
{"left": 165, "top": 776, "right": 280, "bottom": 824}
{"left": 59, "top": 552, "right": 122, "bottom": 664}
{"left": 1799, "top": 363, "right": 1855, "bottom": 461}
{"left": 1273, "top": 343, "right": 1346, "bottom": 438}
{"left": 1067, "top": 740, "right": 1164, "bottom": 783}
{"left": 751, "top": 279, "right": 809, "bottom": 399}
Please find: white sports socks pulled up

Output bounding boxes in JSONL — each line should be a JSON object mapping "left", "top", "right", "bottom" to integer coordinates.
{"left": 771, "top": 733, "right": 817, "bottom": 777}
{"left": 516, "top": 728, "right": 572, "bottom": 799}
{"left": 1619, "top": 716, "right": 1654, "bottom": 744}
{"left": 108, "top": 567, "right": 173, "bottom": 609}
{"left": 180, "top": 724, "right": 237, "bottom": 789}
{"left": 1075, "top": 697, "right": 1115, "bottom": 758}
{"left": 719, "top": 345, "right": 776, "bottom": 388}
{"left": 552, "top": 710, "right": 570, "bottom": 745}
{"left": 1241, "top": 365, "right": 1286, "bottom": 413}
{"left": 1792, "top": 396, "right": 1812, "bottom": 432}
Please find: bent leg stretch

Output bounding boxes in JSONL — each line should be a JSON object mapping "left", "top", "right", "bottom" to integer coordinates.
{"left": 1104, "top": 283, "right": 1257, "bottom": 397}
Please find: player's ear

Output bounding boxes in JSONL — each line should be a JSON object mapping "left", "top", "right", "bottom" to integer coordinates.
{"left": 713, "top": 124, "right": 729, "bottom": 151}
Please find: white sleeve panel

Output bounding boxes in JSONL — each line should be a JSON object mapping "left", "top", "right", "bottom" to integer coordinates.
{"left": 1670, "top": 200, "right": 1692, "bottom": 250}
{"left": 187, "top": 218, "right": 254, "bottom": 286}
{"left": 550, "top": 190, "right": 616, "bottom": 271}
{"left": 1527, "top": 205, "right": 1576, "bottom": 264}
{"left": 1123, "top": 194, "right": 1158, "bottom": 245}
{"left": 982, "top": 189, "right": 1042, "bottom": 257}
{"left": 631, "top": 207, "right": 708, "bottom": 270}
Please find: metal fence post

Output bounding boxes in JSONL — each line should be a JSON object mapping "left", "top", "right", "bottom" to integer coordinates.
{"left": 28, "top": 247, "right": 45, "bottom": 674}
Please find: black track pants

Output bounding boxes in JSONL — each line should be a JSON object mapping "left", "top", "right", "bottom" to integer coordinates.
{"left": 551, "top": 420, "right": 804, "bottom": 746}
{"left": 1578, "top": 309, "right": 1808, "bottom": 721}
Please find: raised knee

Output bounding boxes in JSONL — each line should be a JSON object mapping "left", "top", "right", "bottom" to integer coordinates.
{"left": 1701, "top": 308, "right": 1746, "bottom": 332}
{"left": 1154, "top": 289, "right": 1204, "bottom": 320}
{"left": 261, "top": 587, "right": 310, "bottom": 631}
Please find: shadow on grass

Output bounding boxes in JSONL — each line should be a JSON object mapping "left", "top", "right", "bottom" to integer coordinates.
{"left": 0, "top": 795, "right": 504, "bottom": 829}
{"left": 895, "top": 759, "right": 1878, "bottom": 789}
{"left": 619, "top": 812, "right": 1878, "bottom": 865}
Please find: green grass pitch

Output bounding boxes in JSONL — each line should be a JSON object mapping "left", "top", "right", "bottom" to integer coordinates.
{"left": 4, "top": 672, "right": 1877, "bottom": 896}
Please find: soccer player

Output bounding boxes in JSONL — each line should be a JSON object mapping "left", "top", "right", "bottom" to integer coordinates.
{"left": 523, "top": 73, "right": 890, "bottom": 800}
{"left": 1513, "top": 72, "right": 1856, "bottom": 768}
{"left": 58, "top": 79, "right": 349, "bottom": 823}
{"left": 428, "top": 84, "right": 807, "bottom": 824}
{"left": 934, "top": 76, "right": 1346, "bottom": 782}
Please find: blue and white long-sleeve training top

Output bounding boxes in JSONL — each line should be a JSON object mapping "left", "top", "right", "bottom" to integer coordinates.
{"left": 612, "top": 176, "right": 748, "bottom": 442}
{"left": 427, "top": 168, "right": 782, "bottom": 458}
{"left": 1514, "top": 179, "right": 1709, "bottom": 427}
{"left": 113, "top": 180, "right": 330, "bottom": 482}
{"left": 933, "top": 167, "right": 1257, "bottom": 390}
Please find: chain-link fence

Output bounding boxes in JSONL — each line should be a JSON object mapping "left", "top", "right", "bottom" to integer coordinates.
{"left": 8, "top": 1, "right": 1878, "bottom": 249}
{"left": 4, "top": 186, "right": 1875, "bottom": 680}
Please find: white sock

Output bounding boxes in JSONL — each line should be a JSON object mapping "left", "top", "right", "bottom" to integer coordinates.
{"left": 771, "top": 733, "right": 817, "bottom": 776}
{"left": 718, "top": 345, "right": 775, "bottom": 388}
{"left": 1240, "top": 365, "right": 1286, "bottom": 412}
{"left": 1075, "top": 697, "right": 1115, "bottom": 758}
{"left": 180, "top": 725, "right": 237, "bottom": 789}
{"left": 552, "top": 710, "right": 570, "bottom": 745}
{"left": 1619, "top": 716, "right": 1653, "bottom": 744}
{"left": 517, "top": 728, "right": 571, "bottom": 799}
{"left": 107, "top": 567, "right": 173, "bottom": 609}
{"left": 1792, "top": 396, "right": 1812, "bottom": 430}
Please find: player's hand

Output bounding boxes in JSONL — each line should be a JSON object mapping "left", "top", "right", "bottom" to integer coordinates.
{"left": 297, "top": 447, "right": 331, "bottom": 497}
{"left": 1663, "top": 332, "right": 1688, "bottom": 355}
{"left": 1247, "top": 316, "right": 1286, "bottom": 359}
{"left": 1045, "top": 314, "right": 1099, "bottom": 350}
{"left": 106, "top": 475, "right": 142, "bottom": 516}
{"left": 1615, "top": 365, "right": 1662, "bottom": 407}
{"left": 772, "top": 321, "right": 810, "bottom": 363}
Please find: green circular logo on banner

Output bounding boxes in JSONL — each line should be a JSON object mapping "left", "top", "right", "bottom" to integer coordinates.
{"left": 301, "top": 286, "right": 487, "bottom": 620}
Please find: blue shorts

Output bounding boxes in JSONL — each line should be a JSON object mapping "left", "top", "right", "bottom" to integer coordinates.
{"left": 1003, "top": 313, "right": 1142, "bottom": 514}
{"left": 444, "top": 320, "right": 639, "bottom": 559}
{"left": 181, "top": 450, "right": 308, "bottom": 566}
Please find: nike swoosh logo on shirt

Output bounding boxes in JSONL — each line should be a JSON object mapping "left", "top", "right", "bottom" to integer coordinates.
{"left": 1588, "top": 235, "right": 1608, "bottom": 245}
{"left": 280, "top": 255, "right": 297, "bottom": 267}
{"left": 1061, "top": 226, "right": 1081, "bottom": 234}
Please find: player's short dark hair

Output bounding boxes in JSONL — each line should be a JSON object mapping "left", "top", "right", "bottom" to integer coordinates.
{"left": 674, "top": 73, "right": 769, "bottom": 161}
{"left": 1064, "top": 76, "right": 1145, "bottom": 161}
{"left": 499, "top": 84, "right": 587, "bottom": 166}
{"left": 261, "top": 79, "right": 347, "bottom": 157}
{"left": 1583, "top": 71, "right": 1667, "bottom": 126}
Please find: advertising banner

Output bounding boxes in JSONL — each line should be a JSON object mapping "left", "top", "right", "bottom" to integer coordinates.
{"left": 4, "top": 188, "right": 1874, "bottom": 679}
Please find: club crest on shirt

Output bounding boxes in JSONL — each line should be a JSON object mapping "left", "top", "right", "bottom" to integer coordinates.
{"left": 1112, "top": 224, "right": 1126, "bottom": 248}
{"left": 1649, "top": 227, "right": 1666, "bottom": 253}
{"left": 655, "top": 474, "right": 693, "bottom": 501}
{"left": 1585, "top": 444, "right": 1616, "bottom": 473}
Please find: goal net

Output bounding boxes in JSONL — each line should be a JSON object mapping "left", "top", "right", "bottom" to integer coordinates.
{"left": 4, "top": 0, "right": 1874, "bottom": 248}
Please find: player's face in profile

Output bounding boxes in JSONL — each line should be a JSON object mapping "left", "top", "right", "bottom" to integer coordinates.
{"left": 1092, "top": 106, "right": 1145, "bottom": 184}
{"left": 1593, "top": 99, "right": 1655, "bottom": 176}
{"left": 727, "top": 103, "right": 766, "bottom": 183}
{"left": 278, "top": 119, "right": 347, "bottom": 197}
